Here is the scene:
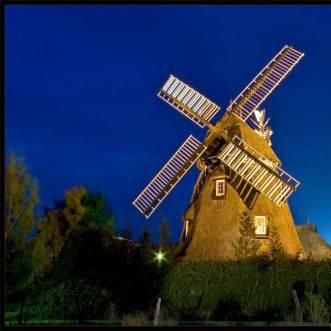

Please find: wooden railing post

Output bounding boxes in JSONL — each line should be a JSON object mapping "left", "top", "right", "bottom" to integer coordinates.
{"left": 292, "top": 290, "right": 303, "bottom": 326}
{"left": 153, "top": 297, "right": 161, "bottom": 326}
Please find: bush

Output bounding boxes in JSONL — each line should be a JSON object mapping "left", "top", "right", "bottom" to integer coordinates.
{"left": 25, "top": 279, "right": 110, "bottom": 321}
{"left": 23, "top": 223, "right": 167, "bottom": 322}
{"left": 303, "top": 292, "right": 329, "bottom": 325}
{"left": 162, "top": 257, "right": 331, "bottom": 322}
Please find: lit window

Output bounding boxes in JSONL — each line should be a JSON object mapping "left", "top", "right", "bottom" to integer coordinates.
{"left": 254, "top": 216, "right": 267, "bottom": 236}
{"left": 215, "top": 179, "right": 226, "bottom": 197}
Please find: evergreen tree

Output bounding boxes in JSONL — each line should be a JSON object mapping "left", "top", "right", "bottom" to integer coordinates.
{"left": 121, "top": 219, "right": 133, "bottom": 241}
{"left": 232, "top": 212, "right": 261, "bottom": 259}
{"left": 269, "top": 224, "right": 286, "bottom": 260}
{"left": 139, "top": 226, "right": 152, "bottom": 247}
{"left": 159, "top": 217, "right": 170, "bottom": 248}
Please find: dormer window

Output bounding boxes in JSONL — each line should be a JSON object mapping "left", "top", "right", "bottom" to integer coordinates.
{"left": 254, "top": 215, "right": 268, "bottom": 236}
{"left": 215, "top": 179, "right": 226, "bottom": 197}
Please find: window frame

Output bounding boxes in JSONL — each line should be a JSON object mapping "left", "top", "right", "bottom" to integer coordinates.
{"left": 254, "top": 215, "right": 268, "bottom": 237}
{"left": 215, "top": 179, "right": 226, "bottom": 197}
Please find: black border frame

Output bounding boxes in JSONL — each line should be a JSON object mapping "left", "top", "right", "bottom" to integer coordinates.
{"left": 1, "top": 1, "right": 331, "bottom": 330}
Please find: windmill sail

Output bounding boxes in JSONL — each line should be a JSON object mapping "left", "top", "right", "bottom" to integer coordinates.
{"left": 158, "top": 75, "right": 220, "bottom": 128}
{"left": 217, "top": 135, "right": 300, "bottom": 206}
{"left": 227, "top": 45, "right": 304, "bottom": 128}
{"left": 132, "top": 135, "right": 207, "bottom": 219}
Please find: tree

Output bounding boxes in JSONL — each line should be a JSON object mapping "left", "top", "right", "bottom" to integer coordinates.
{"left": 139, "top": 226, "right": 152, "bottom": 247}
{"left": 31, "top": 187, "right": 116, "bottom": 277}
{"left": 5, "top": 153, "right": 39, "bottom": 250}
{"left": 159, "top": 217, "right": 170, "bottom": 248}
{"left": 28, "top": 188, "right": 118, "bottom": 322}
{"left": 27, "top": 220, "right": 163, "bottom": 320}
{"left": 120, "top": 219, "right": 133, "bottom": 241}
{"left": 232, "top": 212, "right": 261, "bottom": 259}
{"left": 269, "top": 224, "right": 286, "bottom": 260}
{"left": 4, "top": 153, "right": 39, "bottom": 324}
{"left": 31, "top": 187, "right": 86, "bottom": 277}
{"left": 80, "top": 192, "right": 114, "bottom": 230}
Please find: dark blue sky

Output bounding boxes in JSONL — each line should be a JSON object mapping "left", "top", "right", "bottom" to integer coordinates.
{"left": 5, "top": 5, "right": 331, "bottom": 244}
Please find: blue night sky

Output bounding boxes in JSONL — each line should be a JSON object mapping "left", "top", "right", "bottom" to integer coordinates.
{"left": 5, "top": 5, "right": 331, "bottom": 244}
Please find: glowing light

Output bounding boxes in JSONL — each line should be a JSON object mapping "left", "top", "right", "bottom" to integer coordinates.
{"left": 154, "top": 250, "right": 166, "bottom": 263}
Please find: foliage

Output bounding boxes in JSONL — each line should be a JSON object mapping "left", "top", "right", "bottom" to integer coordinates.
{"left": 120, "top": 219, "right": 134, "bottom": 240}
{"left": 139, "top": 226, "right": 153, "bottom": 247}
{"left": 232, "top": 212, "right": 261, "bottom": 259}
{"left": 24, "top": 221, "right": 165, "bottom": 321}
{"left": 163, "top": 258, "right": 331, "bottom": 322}
{"left": 4, "top": 153, "right": 39, "bottom": 324}
{"left": 302, "top": 292, "right": 329, "bottom": 325}
{"left": 31, "top": 187, "right": 115, "bottom": 278}
{"left": 5, "top": 244, "right": 33, "bottom": 297}
{"left": 159, "top": 217, "right": 170, "bottom": 248}
{"left": 269, "top": 225, "right": 287, "bottom": 260}
{"left": 5, "top": 153, "right": 39, "bottom": 250}
{"left": 80, "top": 192, "right": 114, "bottom": 230}
{"left": 62, "top": 187, "right": 86, "bottom": 228}
{"left": 31, "top": 187, "right": 86, "bottom": 277}
{"left": 25, "top": 279, "right": 109, "bottom": 321}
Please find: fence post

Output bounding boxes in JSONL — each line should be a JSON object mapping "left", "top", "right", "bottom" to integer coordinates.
{"left": 292, "top": 290, "right": 303, "bottom": 326}
{"left": 153, "top": 297, "right": 161, "bottom": 326}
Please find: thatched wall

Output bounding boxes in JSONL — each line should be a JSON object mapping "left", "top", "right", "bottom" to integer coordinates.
{"left": 177, "top": 170, "right": 246, "bottom": 260}
{"left": 251, "top": 192, "right": 304, "bottom": 256}
{"left": 176, "top": 169, "right": 304, "bottom": 260}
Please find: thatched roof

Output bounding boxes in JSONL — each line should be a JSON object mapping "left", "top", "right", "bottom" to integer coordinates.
{"left": 296, "top": 224, "right": 331, "bottom": 260}
{"left": 204, "top": 113, "right": 281, "bottom": 165}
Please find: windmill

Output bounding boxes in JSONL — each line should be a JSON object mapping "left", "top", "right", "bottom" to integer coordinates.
{"left": 132, "top": 45, "right": 305, "bottom": 259}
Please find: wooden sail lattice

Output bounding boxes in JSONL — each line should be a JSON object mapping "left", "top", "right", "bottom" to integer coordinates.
{"left": 133, "top": 44, "right": 303, "bottom": 219}
{"left": 158, "top": 75, "right": 220, "bottom": 128}
{"left": 132, "top": 135, "right": 207, "bottom": 219}
{"left": 227, "top": 45, "right": 304, "bottom": 128}
{"left": 217, "top": 136, "right": 300, "bottom": 206}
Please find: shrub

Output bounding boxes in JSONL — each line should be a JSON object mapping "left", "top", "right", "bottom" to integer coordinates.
{"left": 162, "top": 258, "right": 331, "bottom": 322}
{"left": 303, "top": 292, "right": 329, "bottom": 325}
{"left": 232, "top": 212, "right": 261, "bottom": 259}
{"left": 25, "top": 279, "right": 109, "bottom": 321}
